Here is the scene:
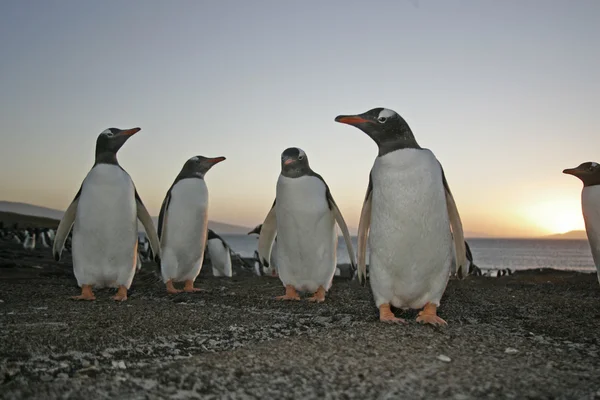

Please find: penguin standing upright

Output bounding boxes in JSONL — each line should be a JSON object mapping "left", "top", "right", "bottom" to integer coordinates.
{"left": 158, "top": 155, "right": 226, "bottom": 293}
{"left": 206, "top": 229, "right": 233, "bottom": 277}
{"left": 258, "top": 147, "right": 357, "bottom": 302}
{"left": 335, "top": 108, "right": 467, "bottom": 325}
{"left": 563, "top": 162, "right": 600, "bottom": 285}
{"left": 23, "top": 229, "right": 36, "bottom": 250}
{"left": 52, "top": 127, "right": 161, "bottom": 301}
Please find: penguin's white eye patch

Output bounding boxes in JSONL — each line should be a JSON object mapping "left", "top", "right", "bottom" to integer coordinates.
{"left": 377, "top": 108, "right": 397, "bottom": 123}
{"left": 592, "top": 162, "right": 598, "bottom": 167}
{"left": 298, "top": 155, "right": 304, "bottom": 160}
{"left": 101, "top": 129, "right": 114, "bottom": 137}
{"left": 191, "top": 157, "right": 199, "bottom": 161}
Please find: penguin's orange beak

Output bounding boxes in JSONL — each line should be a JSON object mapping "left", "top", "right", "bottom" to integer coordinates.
{"left": 562, "top": 168, "right": 578, "bottom": 175}
{"left": 209, "top": 156, "right": 226, "bottom": 163}
{"left": 121, "top": 127, "right": 141, "bottom": 136}
{"left": 283, "top": 159, "right": 294, "bottom": 165}
{"left": 334, "top": 115, "right": 372, "bottom": 125}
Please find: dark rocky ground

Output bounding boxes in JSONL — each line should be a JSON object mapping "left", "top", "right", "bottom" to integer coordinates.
{"left": 1, "top": 243, "right": 599, "bottom": 400}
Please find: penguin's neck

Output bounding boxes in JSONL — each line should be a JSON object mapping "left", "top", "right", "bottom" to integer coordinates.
{"left": 94, "top": 151, "right": 119, "bottom": 166}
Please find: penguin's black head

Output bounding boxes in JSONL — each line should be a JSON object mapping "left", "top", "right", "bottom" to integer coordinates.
{"left": 95, "top": 127, "right": 141, "bottom": 163}
{"left": 180, "top": 155, "right": 226, "bottom": 179}
{"left": 335, "top": 108, "right": 420, "bottom": 156}
{"left": 281, "top": 147, "right": 310, "bottom": 178}
{"left": 207, "top": 229, "right": 218, "bottom": 240}
{"left": 563, "top": 162, "right": 600, "bottom": 187}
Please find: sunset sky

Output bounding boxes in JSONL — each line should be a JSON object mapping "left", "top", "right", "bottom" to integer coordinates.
{"left": 0, "top": 0, "right": 599, "bottom": 238}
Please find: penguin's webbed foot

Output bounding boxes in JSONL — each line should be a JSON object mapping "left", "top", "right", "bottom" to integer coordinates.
{"left": 378, "top": 304, "right": 407, "bottom": 324}
{"left": 71, "top": 285, "right": 96, "bottom": 301}
{"left": 275, "top": 285, "right": 300, "bottom": 301}
{"left": 416, "top": 303, "right": 447, "bottom": 326}
{"left": 166, "top": 280, "right": 182, "bottom": 294}
{"left": 111, "top": 286, "right": 128, "bottom": 302}
{"left": 307, "top": 286, "right": 326, "bottom": 303}
{"left": 183, "top": 280, "right": 203, "bottom": 293}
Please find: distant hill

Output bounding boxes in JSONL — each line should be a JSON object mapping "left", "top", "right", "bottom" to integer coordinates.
{"left": 0, "top": 201, "right": 252, "bottom": 234}
{"left": 545, "top": 230, "right": 588, "bottom": 240}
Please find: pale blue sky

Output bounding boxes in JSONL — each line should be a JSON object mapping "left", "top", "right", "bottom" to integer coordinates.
{"left": 1, "top": 0, "right": 599, "bottom": 236}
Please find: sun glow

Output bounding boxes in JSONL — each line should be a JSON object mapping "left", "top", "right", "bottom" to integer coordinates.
{"left": 523, "top": 199, "right": 585, "bottom": 235}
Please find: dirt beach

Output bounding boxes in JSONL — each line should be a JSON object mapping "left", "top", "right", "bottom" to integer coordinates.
{"left": 1, "top": 243, "right": 599, "bottom": 400}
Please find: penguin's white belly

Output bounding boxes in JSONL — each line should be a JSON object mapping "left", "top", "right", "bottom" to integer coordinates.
{"left": 161, "top": 179, "right": 209, "bottom": 282}
{"left": 72, "top": 164, "right": 138, "bottom": 288}
{"left": 368, "top": 149, "right": 453, "bottom": 309}
{"left": 208, "top": 238, "right": 232, "bottom": 277}
{"left": 275, "top": 175, "right": 337, "bottom": 293}
{"left": 581, "top": 186, "right": 600, "bottom": 284}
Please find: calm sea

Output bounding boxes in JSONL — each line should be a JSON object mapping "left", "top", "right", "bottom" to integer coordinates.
{"left": 221, "top": 235, "right": 597, "bottom": 273}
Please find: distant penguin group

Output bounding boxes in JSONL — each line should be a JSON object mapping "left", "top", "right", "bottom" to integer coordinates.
{"left": 54, "top": 106, "right": 593, "bottom": 327}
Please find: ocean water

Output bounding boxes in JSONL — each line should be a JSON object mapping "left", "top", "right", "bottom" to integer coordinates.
{"left": 222, "top": 235, "right": 597, "bottom": 273}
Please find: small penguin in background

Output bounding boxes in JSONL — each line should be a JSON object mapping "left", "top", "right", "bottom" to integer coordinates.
{"left": 258, "top": 147, "right": 357, "bottom": 303}
{"left": 563, "top": 162, "right": 600, "bottom": 285}
{"left": 206, "top": 229, "right": 232, "bottom": 277}
{"left": 247, "top": 224, "right": 279, "bottom": 277}
{"left": 158, "top": 155, "right": 226, "bottom": 293}
{"left": 53, "top": 127, "right": 161, "bottom": 301}
{"left": 39, "top": 228, "right": 50, "bottom": 248}
{"left": 336, "top": 108, "right": 467, "bottom": 325}
{"left": 23, "top": 229, "right": 36, "bottom": 250}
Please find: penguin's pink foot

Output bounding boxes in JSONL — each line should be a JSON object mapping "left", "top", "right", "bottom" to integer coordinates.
{"left": 166, "top": 280, "right": 182, "bottom": 294}
{"left": 183, "top": 280, "right": 203, "bottom": 293}
{"left": 71, "top": 284, "right": 96, "bottom": 301}
{"left": 307, "top": 286, "right": 326, "bottom": 303}
{"left": 416, "top": 303, "right": 447, "bottom": 326}
{"left": 111, "top": 286, "right": 128, "bottom": 302}
{"left": 275, "top": 285, "right": 300, "bottom": 301}
{"left": 379, "top": 304, "right": 406, "bottom": 324}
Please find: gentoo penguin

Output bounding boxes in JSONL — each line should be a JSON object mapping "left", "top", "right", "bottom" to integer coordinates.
{"left": 206, "top": 229, "right": 232, "bottom": 277}
{"left": 258, "top": 147, "right": 357, "bottom": 302}
{"left": 563, "top": 162, "right": 600, "bottom": 285}
{"left": 39, "top": 228, "right": 50, "bottom": 248}
{"left": 158, "top": 155, "right": 226, "bottom": 293}
{"left": 52, "top": 127, "right": 161, "bottom": 301}
{"left": 248, "top": 224, "right": 279, "bottom": 277}
{"left": 335, "top": 108, "right": 467, "bottom": 325}
{"left": 23, "top": 229, "right": 36, "bottom": 250}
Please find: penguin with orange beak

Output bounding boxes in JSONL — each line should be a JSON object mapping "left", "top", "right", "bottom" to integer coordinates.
{"left": 563, "top": 162, "right": 600, "bottom": 286}
{"left": 335, "top": 108, "right": 467, "bottom": 325}
{"left": 158, "top": 155, "right": 226, "bottom": 293}
{"left": 53, "top": 127, "right": 161, "bottom": 301}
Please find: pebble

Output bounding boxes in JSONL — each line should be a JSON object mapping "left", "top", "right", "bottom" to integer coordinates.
{"left": 112, "top": 361, "right": 126, "bottom": 369}
{"left": 505, "top": 348, "right": 519, "bottom": 354}
{"left": 437, "top": 355, "right": 451, "bottom": 363}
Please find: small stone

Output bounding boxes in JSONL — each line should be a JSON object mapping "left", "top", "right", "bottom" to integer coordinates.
{"left": 0, "top": 299, "right": 4, "bottom": 303}
{"left": 437, "top": 354, "right": 451, "bottom": 363}
{"left": 112, "top": 360, "right": 126, "bottom": 369}
{"left": 57, "top": 373, "right": 69, "bottom": 380}
{"left": 505, "top": 347, "right": 519, "bottom": 354}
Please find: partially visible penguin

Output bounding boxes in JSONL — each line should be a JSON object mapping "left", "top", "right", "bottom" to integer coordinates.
{"left": 563, "top": 161, "right": 600, "bottom": 285}
{"left": 258, "top": 147, "right": 357, "bottom": 302}
{"left": 206, "top": 229, "right": 232, "bottom": 277}
{"left": 336, "top": 108, "right": 467, "bottom": 325}
{"left": 247, "top": 224, "right": 279, "bottom": 277}
{"left": 52, "top": 127, "right": 161, "bottom": 301}
{"left": 158, "top": 155, "right": 226, "bottom": 293}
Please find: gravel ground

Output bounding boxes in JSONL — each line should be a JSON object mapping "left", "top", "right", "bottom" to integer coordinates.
{"left": 0, "top": 244, "right": 599, "bottom": 399}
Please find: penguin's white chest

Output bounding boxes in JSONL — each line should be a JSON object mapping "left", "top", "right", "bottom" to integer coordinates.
{"left": 581, "top": 186, "right": 600, "bottom": 276}
{"left": 275, "top": 175, "right": 337, "bottom": 292}
{"left": 72, "top": 164, "right": 138, "bottom": 287}
{"left": 160, "top": 178, "right": 209, "bottom": 281}
{"left": 368, "top": 149, "right": 453, "bottom": 309}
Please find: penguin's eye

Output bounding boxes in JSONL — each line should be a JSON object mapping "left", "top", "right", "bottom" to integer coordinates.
{"left": 298, "top": 155, "right": 304, "bottom": 161}
{"left": 377, "top": 117, "right": 387, "bottom": 123}
{"left": 106, "top": 132, "right": 114, "bottom": 137}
